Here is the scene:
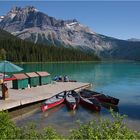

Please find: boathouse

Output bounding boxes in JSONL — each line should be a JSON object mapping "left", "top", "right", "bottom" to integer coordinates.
{"left": 36, "top": 71, "right": 51, "bottom": 85}
{"left": 26, "top": 72, "right": 40, "bottom": 87}
{"left": 12, "top": 73, "right": 28, "bottom": 89}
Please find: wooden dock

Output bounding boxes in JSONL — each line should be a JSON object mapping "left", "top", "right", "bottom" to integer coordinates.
{"left": 0, "top": 81, "right": 91, "bottom": 111}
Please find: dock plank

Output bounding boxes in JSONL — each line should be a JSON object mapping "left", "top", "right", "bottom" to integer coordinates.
{"left": 0, "top": 81, "right": 91, "bottom": 111}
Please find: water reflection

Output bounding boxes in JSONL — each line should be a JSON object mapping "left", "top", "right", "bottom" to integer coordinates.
{"left": 14, "top": 101, "right": 118, "bottom": 134}
{"left": 101, "top": 102, "right": 119, "bottom": 112}
{"left": 119, "top": 103, "right": 140, "bottom": 120}
{"left": 42, "top": 104, "right": 65, "bottom": 118}
{"left": 13, "top": 61, "right": 140, "bottom": 132}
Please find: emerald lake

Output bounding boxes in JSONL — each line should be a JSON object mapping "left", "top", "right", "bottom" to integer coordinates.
{"left": 13, "top": 61, "right": 140, "bottom": 134}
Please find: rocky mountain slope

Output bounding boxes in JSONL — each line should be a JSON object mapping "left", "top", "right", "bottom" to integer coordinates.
{"left": 0, "top": 28, "right": 99, "bottom": 62}
{"left": 0, "top": 6, "right": 140, "bottom": 60}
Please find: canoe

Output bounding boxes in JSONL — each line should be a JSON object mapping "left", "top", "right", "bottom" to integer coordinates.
{"left": 65, "top": 90, "right": 80, "bottom": 110}
{"left": 80, "top": 95, "right": 101, "bottom": 111}
{"left": 80, "top": 89, "right": 119, "bottom": 105}
{"left": 41, "top": 91, "right": 65, "bottom": 112}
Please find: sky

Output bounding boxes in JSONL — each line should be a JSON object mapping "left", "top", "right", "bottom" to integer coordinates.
{"left": 0, "top": 1, "right": 140, "bottom": 40}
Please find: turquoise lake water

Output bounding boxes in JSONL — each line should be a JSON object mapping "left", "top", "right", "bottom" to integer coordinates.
{"left": 14, "top": 61, "right": 140, "bottom": 133}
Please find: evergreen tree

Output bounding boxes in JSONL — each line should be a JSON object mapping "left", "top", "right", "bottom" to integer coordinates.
{"left": 0, "top": 48, "right": 6, "bottom": 60}
{"left": 0, "top": 29, "right": 100, "bottom": 62}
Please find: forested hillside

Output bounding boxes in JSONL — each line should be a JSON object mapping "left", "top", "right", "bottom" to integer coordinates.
{"left": 0, "top": 29, "right": 100, "bottom": 62}
{"left": 1, "top": 6, "right": 140, "bottom": 61}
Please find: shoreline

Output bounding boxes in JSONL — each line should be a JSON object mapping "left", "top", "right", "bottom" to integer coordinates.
{"left": 14, "top": 60, "right": 138, "bottom": 64}
{"left": 15, "top": 60, "right": 100, "bottom": 64}
{"left": 11, "top": 105, "right": 140, "bottom": 136}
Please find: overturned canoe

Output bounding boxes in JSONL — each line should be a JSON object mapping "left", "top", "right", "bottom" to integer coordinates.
{"left": 80, "top": 89, "right": 119, "bottom": 105}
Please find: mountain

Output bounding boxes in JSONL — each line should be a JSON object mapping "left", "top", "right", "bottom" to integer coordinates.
{"left": 0, "top": 28, "right": 99, "bottom": 62}
{"left": 0, "top": 29, "right": 16, "bottom": 41}
{"left": 0, "top": 6, "right": 140, "bottom": 61}
{"left": 128, "top": 38, "right": 140, "bottom": 42}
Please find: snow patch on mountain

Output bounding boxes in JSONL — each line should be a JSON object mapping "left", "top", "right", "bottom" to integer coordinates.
{"left": 0, "top": 16, "right": 4, "bottom": 22}
{"left": 10, "top": 13, "right": 16, "bottom": 19}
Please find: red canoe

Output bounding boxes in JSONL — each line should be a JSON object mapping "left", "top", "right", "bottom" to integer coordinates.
{"left": 80, "top": 95, "right": 101, "bottom": 111}
{"left": 80, "top": 89, "right": 119, "bottom": 105}
{"left": 65, "top": 90, "right": 80, "bottom": 110}
{"left": 41, "top": 91, "right": 65, "bottom": 112}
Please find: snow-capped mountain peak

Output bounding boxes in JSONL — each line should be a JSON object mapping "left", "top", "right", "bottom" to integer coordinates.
{"left": 66, "top": 22, "right": 79, "bottom": 29}
{"left": 9, "top": 6, "right": 39, "bottom": 13}
{"left": 0, "top": 6, "right": 140, "bottom": 60}
{"left": 0, "top": 16, "right": 4, "bottom": 22}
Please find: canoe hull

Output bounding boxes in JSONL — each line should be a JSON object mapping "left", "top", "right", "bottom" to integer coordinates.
{"left": 80, "top": 89, "right": 119, "bottom": 105}
{"left": 65, "top": 90, "right": 80, "bottom": 110}
{"left": 41, "top": 92, "right": 65, "bottom": 112}
{"left": 80, "top": 97, "right": 101, "bottom": 111}
{"left": 66, "top": 101, "right": 76, "bottom": 110}
{"left": 96, "top": 96, "right": 119, "bottom": 105}
{"left": 41, "top": 99, "right": 65, "bottom": 112}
